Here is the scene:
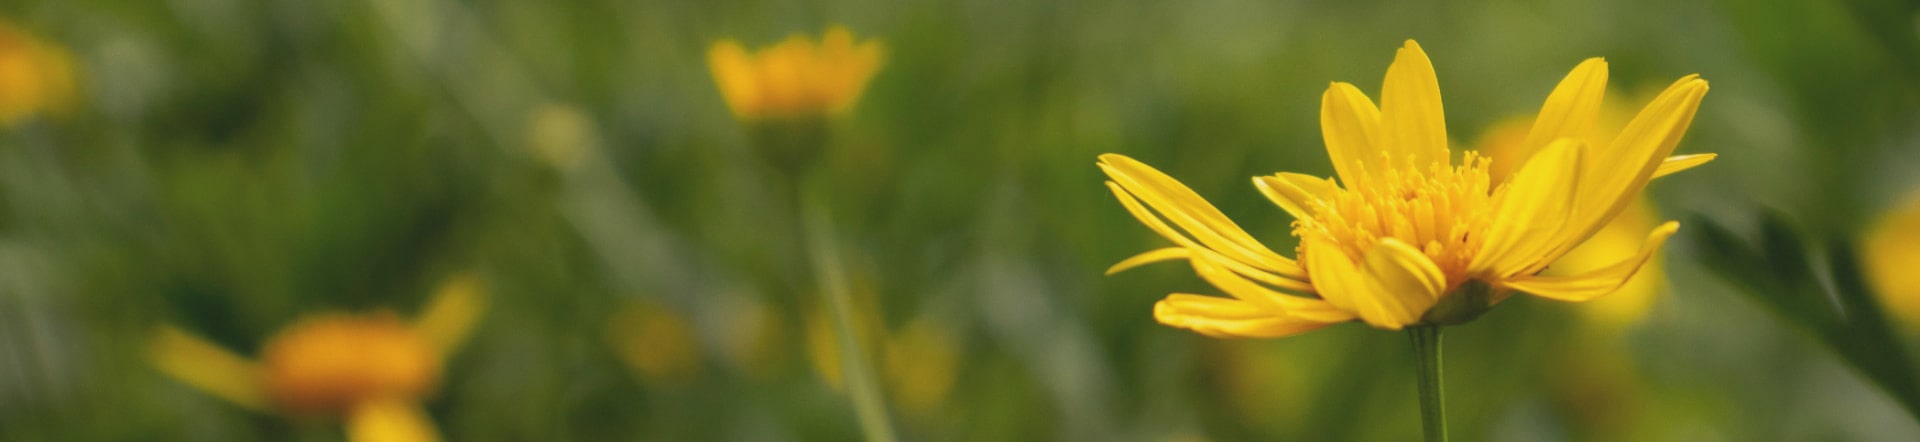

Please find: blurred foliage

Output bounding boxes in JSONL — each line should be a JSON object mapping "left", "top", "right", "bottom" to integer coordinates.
{"left": 1692, "top": 212, "right": 1920, "bottom": 421}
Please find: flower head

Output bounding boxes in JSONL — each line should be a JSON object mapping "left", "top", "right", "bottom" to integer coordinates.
{"left": 150, "top": 275, "right": 487, "bottom": 441}
{"left": 0, "top": 20, "right": 74, "bottom": 126}
{"left": 708, "top": 26, "right": 884, "bottom": 120}
{"left": 1102, "top": 40, "right": 1712, "bottom": 337}
{"left": 261, "top": 313, "right": 442, "bottom": 414}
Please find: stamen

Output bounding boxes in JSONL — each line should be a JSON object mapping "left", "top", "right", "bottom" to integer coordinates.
{"left": 1295, "top": 156, "right": 1498, "bottom": 289}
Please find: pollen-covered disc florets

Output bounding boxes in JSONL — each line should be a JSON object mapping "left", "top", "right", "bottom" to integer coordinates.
{"left": 1296, "top": 152, "right": 1495, "bottom": 292}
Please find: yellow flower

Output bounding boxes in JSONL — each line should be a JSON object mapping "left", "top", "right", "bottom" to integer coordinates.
{"left": 0, "top": 20, "right": 75, "bottom": 127}
{"left": 261, "top": 313, "right": 442, "bottom": 414}
{"left": 708, "top": 26, "right": 884, "bottom": 120}
{"left": 1102, "top": 40, "right": 1713, "bottom": 337}
{"left": 150, "top": 275, "right": 487, "bottom": 442}
{"left": 1864, "top": 194, "right": 1920, "bottom": 331}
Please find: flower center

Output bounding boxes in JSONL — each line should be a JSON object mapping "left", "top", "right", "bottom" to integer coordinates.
{"left": 261, "top": 313, "right": 441, "bottom": 415}
{"left": 1294, "top": 152, "right": 1496, "bottom": 289}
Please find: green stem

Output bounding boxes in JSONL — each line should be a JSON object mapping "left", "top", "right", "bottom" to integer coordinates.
{"left": 802, "top": 189, "right": 899, "bottom": 442}
{"left": 1408, "top": 325, "right": 1447, "bottom": 442}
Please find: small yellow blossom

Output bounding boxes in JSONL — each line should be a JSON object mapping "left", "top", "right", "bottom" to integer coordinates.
{"left": 880, "top": 319, "right": 960, "bottom": 417}
{"left": 608, "top": 300, "right": 704, "bottom": 384}
{"left": 1864, "top": 194, "right": 1920, "bottom": 331}
{"left": 714, "top": 296, "right": 790, "bottom": 380}
{"left": 708, "top": 26, "right": 884, "bottom": 120}
{"left": 1102, "top": 40, "right": 1713, "bottom": 337}
{"left": 150, "top": 275, "right": 487, "bottom": 442}
{"left": 805, "top": 298, "right": 880, "bottom": 392}
{"left": 262, "top": 313, "right": 441, "bottom": 414}
{"left": 523, "top": 103, "right": 597, "bottom": 170}
{"left": 0, "top": 20, "right": 75, "bottom": 126}
{"left": 803, "top": 288, "right": 959, "bottom": 417}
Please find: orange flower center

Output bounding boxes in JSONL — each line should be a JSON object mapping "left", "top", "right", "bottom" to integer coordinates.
{"left": 260, "top": 313, "right": 440, "bottom": 415}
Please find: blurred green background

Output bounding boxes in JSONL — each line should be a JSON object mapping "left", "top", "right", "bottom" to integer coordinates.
{"left": 3, "top": 0, "right": 1920, "bottom": 440}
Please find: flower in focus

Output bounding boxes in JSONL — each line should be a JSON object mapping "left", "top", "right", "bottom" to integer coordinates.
{"left": 150, "top": 275, "right": 488, "bottom": 442}
{"left": 708, "top": 26, "right": 884, "bottom": 121}
{"left": 1102, "top": 40, "right": 1713, "bottom": 337}
{"left": 1863, "top": 194, "right": 1920, "bottom": 331}
{"left": 0, "top": 20, "right": 76, "bottom": 127}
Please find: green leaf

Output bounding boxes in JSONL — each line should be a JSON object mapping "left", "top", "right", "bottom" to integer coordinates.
{"left": 1689, "top": 212, "right": 1920, "bottom": 422}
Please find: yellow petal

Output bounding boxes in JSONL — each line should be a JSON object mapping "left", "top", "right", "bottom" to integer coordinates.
{"left": 1507, "top": 221, "right": 1680, "bottom": 302}
{"left": 818, "top": 26, "right": 885, "bottom": 114}
{"left": 1153, "top": 294, "right": 1337, "bottom": 339}
{"left": 148, "top": 326, "right": 270, "bottom": 411}
{"left": 1546, "top": 76, "right": 1707, "bottom": 267}
{"left": 1520, "top": 58, "right": 1608, "bottom": 160}
{"left": 1253, "top": 173, "right": 1336, "bottom": 221}
{"left": 1365, "top": 239, "right": 1448, "bottom": 303}
{"left": 1320, "top": 82, "right": 1385, "bottom": 188}
{"left": 348, "top": 398, "right": 442, "bottom": 442}
{"left": 1190, "top": 256, "right": 1351, "bottom": 322}
{"left": 1651, "top": 153, "right": 1716, "bottom": 179}
{"left": 413, "top": 274, "right": 488, "bottom": 355}
{"left": 1304, "top": 239, "right": 1432, "bottom": 329}
{"left": 1105, "top": 182, "right": 1314, "bottom": 292}
{"left": 1301, "top": 240, "right": 1359, "bottom": 313}
{"left": 1552, "top": 199, "right": 1667, "bottom": 330}
{"left": 822, "top": 26, "right": 855, "bottom": 52}
{"left": 1470, "top": 138, "right": 1586, "bottom": 277}
{"left": 707, "top": 41, "right": 759, "bottom": 117}
{"left": 1099, "top": 154, "right": 1306, "bottom": 278}
{"left": 1378, "top": 40, "right": 1450, "bottom": 169}
{"left": 1106, "top": 247, "right": 1190, "bottom": 275}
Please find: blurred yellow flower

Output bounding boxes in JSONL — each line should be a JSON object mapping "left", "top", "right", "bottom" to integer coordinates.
{"left": 1476, "top": 116, "right": 1670, "bottom": 333}
{"left": 708, "top": 26, "right": 884, "bottom": 120}
{"left": 714, "top": 296, "right": 791, "bottom": 380}
{"left": 262, "top": 313, "right": 441, "bottom": 414}
{"left": 1102, "top": 40, "right": 1712, "bottom": 337}
{"left": 1864, "top": 194, "right": 1920, "bottom": 331}
{"left": 0, "top": 20, "right": 75, "bottom": 127}
{"left": 805, "top": 300, "right": 879, "bottom": 392}
{"left": 879, "top": 319, "right": 960, "bottom": 417}
{"left": 608, "top": 300, "right": 704, "bottom": 384}
{"left": 804, "top": 294, "right": 959, "bottom": 418}
{"left": 150, "top": 275, "right": 487, "bottom": 442}
{"left": 523, "top": 103, "right": 597, "bottom": 170}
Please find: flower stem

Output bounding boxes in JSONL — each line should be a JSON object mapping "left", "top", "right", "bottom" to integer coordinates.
{"left": 802, "top": 189, "right": 899, "bottom": 442}
{"left": 1408, "top": 325, "right": 1447, "bottom": 442}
